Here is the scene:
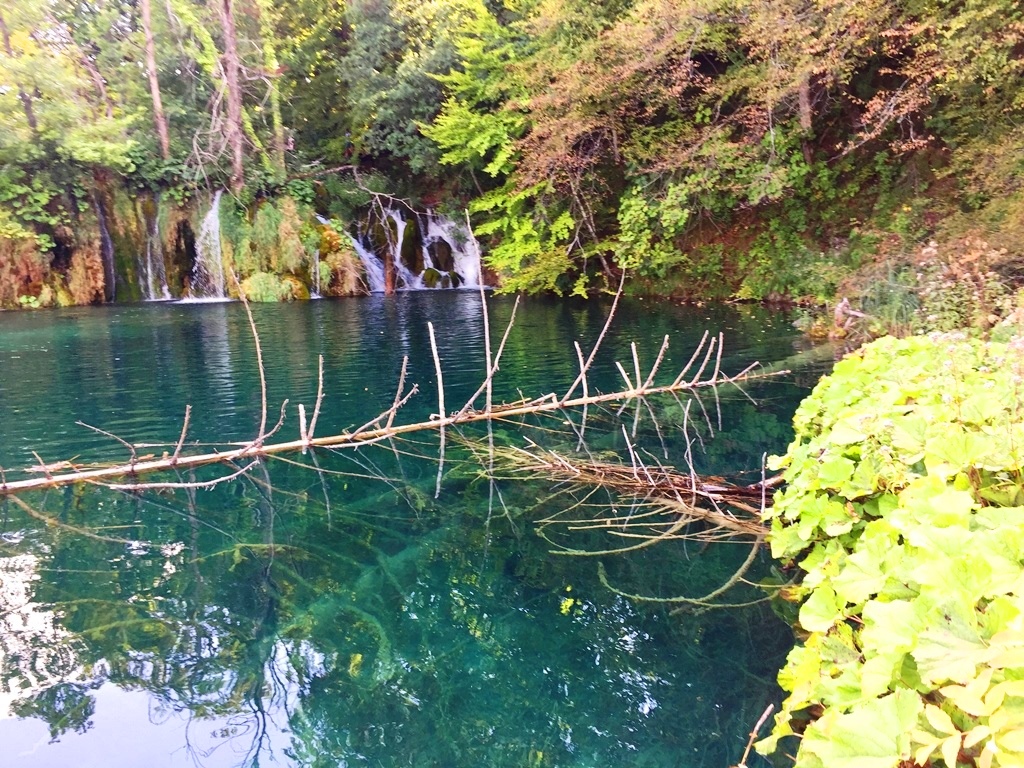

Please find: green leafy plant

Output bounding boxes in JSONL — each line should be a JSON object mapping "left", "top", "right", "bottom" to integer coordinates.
{"left": 239, "top": 271, "right": 290, "bottom": 302}
{"left": 760, "top": 334, "right": 1024, "bottom": 767}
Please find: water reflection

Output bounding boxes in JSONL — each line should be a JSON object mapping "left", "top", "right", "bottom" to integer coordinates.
{"left": 0, "top": 296, "right": 828, "bottom": 766}
{"left": 0, "top": 429, "right": 794, "bottom": 767}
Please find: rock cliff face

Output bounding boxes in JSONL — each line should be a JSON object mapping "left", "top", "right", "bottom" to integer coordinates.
{"left": 0, "top": 183, "right": 200, "bottom": 309}
{"left": 0, "top": 183, "right": 487, "bottom": 309}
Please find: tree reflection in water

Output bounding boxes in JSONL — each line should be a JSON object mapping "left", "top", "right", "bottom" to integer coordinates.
{"left": 0, "top": 398, "right": 796, "bottom": 768}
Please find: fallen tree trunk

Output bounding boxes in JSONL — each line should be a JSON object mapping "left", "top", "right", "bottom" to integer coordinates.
{"left": 0, "top": 279, "right": 787, "bottom": 495}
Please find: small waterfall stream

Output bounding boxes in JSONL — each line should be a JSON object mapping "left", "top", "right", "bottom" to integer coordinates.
{"left": 94, "top": 195, "right": 116, "bottom": 302}
{"left": 348, "top": 235, "right": 387, "bottom": 293}
{"left": 140, "top": 201, "right": 172, "bottom": 301}
{"left": 311, "top": 249, "right": 322, "bottom": 298}
{"left": 191, "top": 190, "right": 226, "bottom": 299}
{"left": 423, "top": 213, "right": 483, "bottom": 289}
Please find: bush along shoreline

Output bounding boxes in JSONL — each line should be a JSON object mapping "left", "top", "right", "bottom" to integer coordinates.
{"left": 759, "top": 334, "right": 1024, "bottom": 767}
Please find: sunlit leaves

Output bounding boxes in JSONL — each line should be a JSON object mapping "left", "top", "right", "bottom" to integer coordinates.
{"left": 798, "top": 689, "right": 921, "bottom": 768}
{"left": 761, "top": 335, "right": 1024, "bottom": 768}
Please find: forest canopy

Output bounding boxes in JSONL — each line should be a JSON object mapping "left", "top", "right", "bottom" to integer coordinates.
{"left": 1, "top": 0, "right": 1022, "bottom": 300}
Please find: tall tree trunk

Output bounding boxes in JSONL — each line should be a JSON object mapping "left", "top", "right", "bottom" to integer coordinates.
{"left": 215, "top": 0, "right": 245, "bottom": 193}
{"left": 0, "top": 11, "right": 38, "bottom": 134}
{"left": 141, "top": 0, "right": 171, "bottom": 159}
{"left": 81, "top": 54, "right": 114, "bottom": 119}
{"left": 255, "top": 0, "right": 286, "bottom": 178}
{"left": 798, "top": 75, "right": 814, "bottom": 166}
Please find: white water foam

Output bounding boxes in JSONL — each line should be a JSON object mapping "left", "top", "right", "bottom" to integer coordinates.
{"left": 191, "top": 190, "right": 226, "bottom": 299}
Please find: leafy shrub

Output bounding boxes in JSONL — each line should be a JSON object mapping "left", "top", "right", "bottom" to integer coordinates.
{"left": 239, "top": 272, "right": 290, "bottom": 302}
{"left": 761, "top": 335, "right": 1024, "bottom": 768}
{"left": 915, "top": 239, "right": 1011, "bottom": 333}
{"left": 855, "top": 261, "right": 920, "bottom": 337}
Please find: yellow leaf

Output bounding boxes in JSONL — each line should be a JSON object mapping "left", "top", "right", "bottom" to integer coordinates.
{"left": 985, "top": 680, "right": 1024, "bottom": 712}
{"left": 965, "top": 726, "right": 992, "bottom": 749}
{"left": 915, "top": 741, "right": 938, "bottom": 766}
{"left": 996, "top": 728, "right": 1024, "bottom": 753}
{"left": 991, "top": 649, "right": 1024, "bottom": 669}
{"left": 979, "top": 740, "right": 994, "bottom": 768}
{"left": 942, "top": 668, "right": 994, "bottom": 717}
{"left": 925, "top": 703, "right": 957, "bottom": 735}
{"left": 941, "top": 734, "right": 962, "bottom": 768}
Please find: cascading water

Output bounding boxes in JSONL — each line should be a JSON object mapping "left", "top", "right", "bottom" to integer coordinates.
{"left": 422, "top": 213, "right": 483, "bottom": 289}
{"left": 191, "top": 190, "right": 226, "bottom": 299}
{"left": 94, "top": 195, "right": 116, "bottom": 302}
{"left": 353, "top": 207, "right": 484, "bottom": 293}
{"left": 387, "top": 210, "right": 425, "bottom": 290}
{"left": 139, "top": 202, "right": 172, "bottom": 301}
{"left": 311, "top": 249, "right": 322, "bottom": 298}
{"left": 348, "top": 235, "right": 387, "bottom": 293}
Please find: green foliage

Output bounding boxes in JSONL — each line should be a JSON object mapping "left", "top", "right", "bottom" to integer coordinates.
{"left": 421, "top": 1, "right": 528, "bottom": 176}
{"left": 0, "top": 169, "right": 62, "bottom": 249}
{"left": 856, "top": 262, "right": 921, "bottom": 337}
{"left": 915, "top": 240, "right": 1012, "bottom": 334}
{"left": 338, "top": 0, "right": 489, "bottom": 174}
{"left": 615, "top": 182, "right": 690, "bottom": 276}
{"left": 239, "top": 271, "right": 290, "bottom": 302}
{"left": 471, "top": 181, "right": 577, "bottom": 294}
{"left": 761, "top": 335, "right": 1024, "bottom": 767}
{"left": 0, "top": 0, "right": 1022, "bottom": 301}
{"left": 224, "top": 195, "right": 312, "bottom": 280}
{"left": 251, "top": 200, "right": 284, "bottom": 269}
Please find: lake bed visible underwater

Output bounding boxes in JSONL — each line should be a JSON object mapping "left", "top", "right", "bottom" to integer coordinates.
{"left": 0, "top": 295, "right": 828, "bottom": 767}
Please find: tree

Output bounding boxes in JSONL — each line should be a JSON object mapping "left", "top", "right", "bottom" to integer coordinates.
{"left": 140, "top": 0, "right": 171, "bottom": 160}
{"left": 0, "top": 9, "right": 38, "bottom": 135}
{"left": 214, "top": 0, "right": 245, "bottom": 192}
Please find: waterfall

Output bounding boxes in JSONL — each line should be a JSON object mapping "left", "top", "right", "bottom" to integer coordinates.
{"left": 348, "top": 235, "right": 387, "bottom": 293}
{"left": 140, "top": 200, "right": 172, "bottom": 301}
{"left": 422, "top": 213, "right": 482, "bottom": 289}
{"left": 312, "top": 214, "right": 331, "bottom": 298}
{"left": 353, "top": 207, "right": 484, "bottom": 292}
{"left": 311, "top": 249, "right": 322, "bottom": 298}
{"left": 387, "top": 210, "right": 424, "bottom": 290}
{"left": 191, "top": 190, "right": 226, "bottom": 299}
{"left": 94, "top": 195, "right": 116, "bottom": 302}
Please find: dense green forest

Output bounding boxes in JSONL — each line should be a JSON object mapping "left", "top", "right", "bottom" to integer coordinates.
{"left": 1, "top": 0, "right": 1022, "bottom": 314}
{"left": 5, "top": 4, "right": 1024, "bottom": 765}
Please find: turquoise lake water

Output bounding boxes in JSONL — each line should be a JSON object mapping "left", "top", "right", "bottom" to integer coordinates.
{"left": 0, "top": 295, "right": 828, "bottom": 767}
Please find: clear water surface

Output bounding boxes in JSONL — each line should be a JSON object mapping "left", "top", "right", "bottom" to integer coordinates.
{"left": 0, "top": 294, "right": 830, "bottom": 767}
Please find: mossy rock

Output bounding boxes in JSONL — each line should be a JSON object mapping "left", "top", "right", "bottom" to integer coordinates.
{"left": 428, "top": 238, "right": 454, "bottom": 272}
{"left": 400, "top": 216, "right": 423, "bottom": 274}
{"left": 422, "top": 268, "right": 441, "bottom": 288}
{"left": 240, "top": 271, "right": 289, "bottom": 302}
{"left": 282, "top": 274, "right": 310, "bottom": 301}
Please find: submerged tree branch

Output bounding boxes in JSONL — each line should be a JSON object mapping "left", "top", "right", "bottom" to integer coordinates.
{"left": 0, "top": 287, "right": 787, "bottom": 495}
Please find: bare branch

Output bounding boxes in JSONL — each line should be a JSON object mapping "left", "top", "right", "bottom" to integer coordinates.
{"left": 428, "top": 321, "right": 446, "bottom": 498}
{"left": 562, "top": 271, "right": 626, "bottom": 403}
{"left": 309, "top": 355, "right": 325, "bottom": 438}
{"left": 172, "top": 405, "right": 192, "bottom": 465}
